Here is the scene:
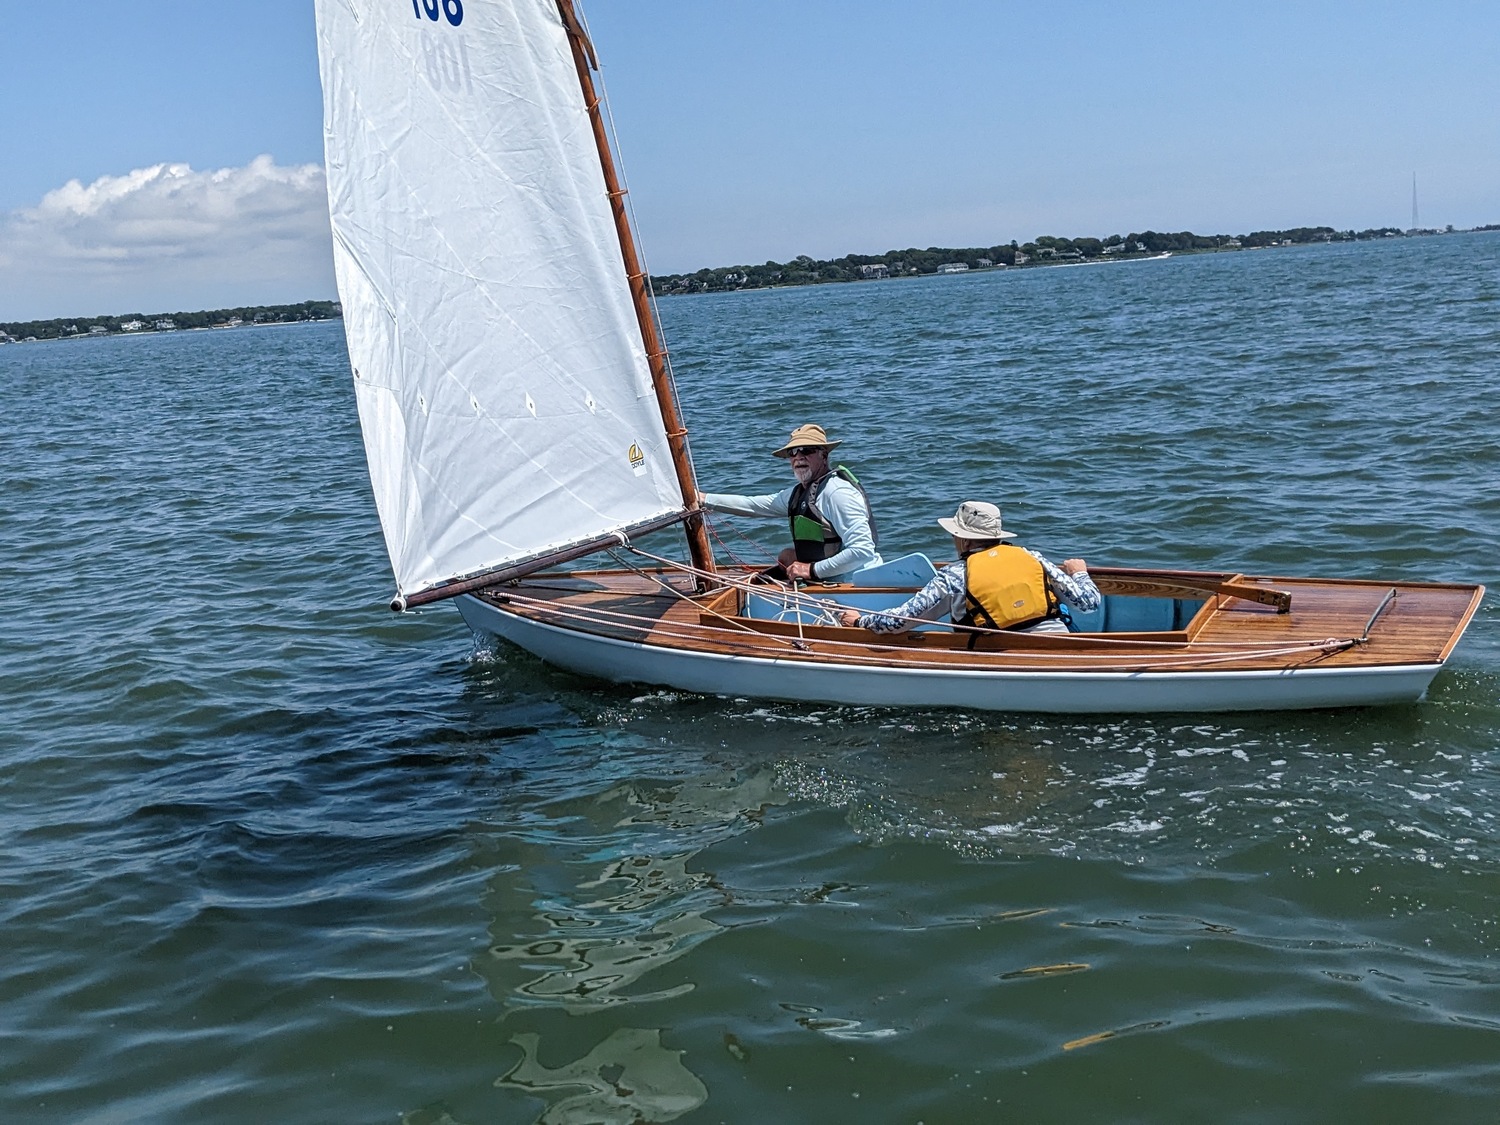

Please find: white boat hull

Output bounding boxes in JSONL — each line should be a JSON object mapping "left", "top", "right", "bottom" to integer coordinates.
{"left": 456, "top": 594, "right": 1441, "bottom": 713}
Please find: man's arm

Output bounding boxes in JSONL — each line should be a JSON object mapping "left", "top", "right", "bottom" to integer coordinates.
{"left": 700, "top": 487, "right": 795, "bottom": 519}
{"left": 1034, "top": 553, "right": 1102, "bottom": 611}
{"left": 840, "top": 566, "right": 965, "bottom": 633}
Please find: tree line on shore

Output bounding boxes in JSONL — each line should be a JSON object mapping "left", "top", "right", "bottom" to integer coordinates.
{"left": 650, "top": 225, "right": 1416, "bottom": 295}
{"left": 0, "top": 300, "right": 341, "bottom": 343}
{"left": 9, "top": 219, "right": 1488, "bottom": 334}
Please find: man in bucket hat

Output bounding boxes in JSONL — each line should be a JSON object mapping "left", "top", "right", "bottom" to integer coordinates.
{"left": 838, "top": 500, "right": 1099, "bottom": 635}
{"left": 701, "top": 423, "right": 882, "bottom": 581}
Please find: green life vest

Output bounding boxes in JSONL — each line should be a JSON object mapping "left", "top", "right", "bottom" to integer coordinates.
{"left": 786, "top": 466, "right": 877, "bottom": 564}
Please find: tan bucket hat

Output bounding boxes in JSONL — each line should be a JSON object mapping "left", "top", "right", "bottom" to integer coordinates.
{"left": 772, "top": 423, "right": 842, "bottom": 458}
{"left": 937, "top": 500, "right": 1016, "bottom": 540}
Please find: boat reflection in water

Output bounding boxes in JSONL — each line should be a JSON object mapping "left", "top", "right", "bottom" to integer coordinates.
{"left": 484, "top": 850, "right": 722, "bottom": 1011}
{"left": 471, "top": 767, "right": 778, "bottom": 1122}
{"left": 496, "top": 1028, "right": 708, "bottom": 1124}
{"left": 406, "top": 657, "right": 1500, "bottom": 1123}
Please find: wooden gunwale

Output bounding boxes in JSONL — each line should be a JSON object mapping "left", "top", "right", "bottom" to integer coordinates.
{"left": 1433, "top": 584, "right": 1487, "bottom": 661}
{"left": 472, "top": 566, "right": 1483, "bottom": 675}
{"left": 475, "top": 592, "right": 1345, "bottom": 674}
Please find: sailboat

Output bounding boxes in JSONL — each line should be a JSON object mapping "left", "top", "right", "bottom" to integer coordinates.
{"left": 313, "top": 0, "right": 1482, "bottom": 713}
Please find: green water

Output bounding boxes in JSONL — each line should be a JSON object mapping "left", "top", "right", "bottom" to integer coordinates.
{"left": 3, "top": 234, "right": 1497, "bottom": 1122}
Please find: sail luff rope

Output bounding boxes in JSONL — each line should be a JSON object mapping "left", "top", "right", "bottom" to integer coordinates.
{"left": 574, "top": 1, "right": 709, "bottom": 535}
{"left": 556, "top": 0, "right": 714, "bottom": 576}
{"left": 577, "top": 2, "right": 700, "bottom": 494}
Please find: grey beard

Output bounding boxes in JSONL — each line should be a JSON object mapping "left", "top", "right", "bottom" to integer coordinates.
{"left": 793, "top": 464, "right": 815, "bottom": 484}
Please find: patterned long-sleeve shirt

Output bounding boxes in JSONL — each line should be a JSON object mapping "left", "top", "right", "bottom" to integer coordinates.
{"left": 855, "top": 551, "right": 1102, "bottom": 634}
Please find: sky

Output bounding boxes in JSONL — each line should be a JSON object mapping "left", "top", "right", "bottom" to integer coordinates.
{"left": 2, "top": 0, "right": 1497, "bottom": 321}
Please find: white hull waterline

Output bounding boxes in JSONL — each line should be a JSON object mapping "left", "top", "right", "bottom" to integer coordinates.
{"left": 457, "top": 595, "right": 1443, "bottom": 713}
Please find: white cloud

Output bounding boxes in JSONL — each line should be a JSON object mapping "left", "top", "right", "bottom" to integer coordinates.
{"left": 0, "top": 156, "right": 336, "bottom": 320}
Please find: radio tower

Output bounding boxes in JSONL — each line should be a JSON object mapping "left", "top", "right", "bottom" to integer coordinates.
{"left": 1411, "top": 173, "right": 1419, "bottom": 231}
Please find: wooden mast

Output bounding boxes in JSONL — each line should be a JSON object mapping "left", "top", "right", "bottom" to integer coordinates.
{"left": 556, "top": 0, "right": 716, "bottom": 580}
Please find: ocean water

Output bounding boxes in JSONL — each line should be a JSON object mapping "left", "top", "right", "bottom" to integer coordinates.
{"left": 3, "top": 233, "right": 1497, "bottom": 1123}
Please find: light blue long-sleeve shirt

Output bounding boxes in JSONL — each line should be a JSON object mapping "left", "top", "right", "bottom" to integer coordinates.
{"left": 702, "top": 475, "right": 881, "bottom": 578}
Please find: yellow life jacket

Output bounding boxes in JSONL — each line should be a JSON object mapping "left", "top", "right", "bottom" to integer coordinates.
{"left": 963, "top": 545, "right": 1058, "bottom": 631}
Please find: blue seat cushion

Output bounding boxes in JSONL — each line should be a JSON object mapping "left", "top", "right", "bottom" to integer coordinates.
{"left": 1103, "top": 596, "right": 1177, "bottom": 633}
{"left": 847, "top": 552, "right": 938, "bottom": 587}
{"left": 1066, "top": 603, "right": 1107, "bottom": 633}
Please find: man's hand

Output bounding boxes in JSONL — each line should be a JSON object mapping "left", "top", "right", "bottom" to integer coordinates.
{"left": 785, "top": 561, "right": 814, "bottom": 581}
{"left": 1060, "top": 558, "right": 1088, "bottom": 575}
{"left": 838, "top": 609, "right": 863, "bottom": 628}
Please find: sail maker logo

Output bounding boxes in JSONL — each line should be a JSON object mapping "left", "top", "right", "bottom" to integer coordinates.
{"left": 627, "top": 443, "right": 647, "bottom": 476}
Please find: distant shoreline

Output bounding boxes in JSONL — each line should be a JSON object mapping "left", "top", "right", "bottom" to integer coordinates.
{"left": 0, "top": 299, "right": 341, "bottom": 345}
{"left": 5, "top": 221, "right": 1496, "bottom": 338}
{"left": 649, "top": 223, "right": 1498, "bottom": 298}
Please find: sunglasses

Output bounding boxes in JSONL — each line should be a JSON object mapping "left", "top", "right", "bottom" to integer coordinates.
{"left": 786, "top": 446, "right": 823, "bottom": 457}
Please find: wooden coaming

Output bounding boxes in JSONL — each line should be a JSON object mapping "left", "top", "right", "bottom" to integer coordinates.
{"left": 472, "top": 566, "right": 1483, "bottom": 675}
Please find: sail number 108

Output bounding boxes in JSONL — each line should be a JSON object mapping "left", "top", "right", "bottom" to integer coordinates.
{"left": 412, "top": 0, "right": 463, "bottom": 26}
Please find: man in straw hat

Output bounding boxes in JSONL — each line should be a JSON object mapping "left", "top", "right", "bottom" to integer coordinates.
{"left": 701, "top": 423, "right": 881, "bottom": 582}
{"left": 838, "top": 500, "right": 1099, "bottom": 635}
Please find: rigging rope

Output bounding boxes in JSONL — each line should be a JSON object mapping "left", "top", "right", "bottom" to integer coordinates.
{"left": 492, "top": 547, "right": 1362, "bottom": 670}
{"left": 702, "top": 513, "right": 770, "bottom": 570}
{"left": 611, "top": 544, "right": 1352, "bottom": 652}
{"left": 486, "top": 587, "right": 1357, "bottom": 672}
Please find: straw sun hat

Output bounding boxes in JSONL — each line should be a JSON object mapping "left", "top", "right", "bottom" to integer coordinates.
{"left": 937, "top": 501, "right": 1017, "bottom": 541}
{"left": 772, "top": 424, "right": 842, "bottom": 458}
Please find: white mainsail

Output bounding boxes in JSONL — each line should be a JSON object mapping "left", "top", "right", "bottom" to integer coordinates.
{"left": 315, "top": 0, "right": 686, "bottom": 599}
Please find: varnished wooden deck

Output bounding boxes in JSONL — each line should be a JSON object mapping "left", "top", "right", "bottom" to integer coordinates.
{"left": 472, "top": 567, "right": 1483, "bottom": 675}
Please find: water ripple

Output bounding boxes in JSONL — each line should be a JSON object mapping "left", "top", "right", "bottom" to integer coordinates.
{"left": 2, "top": 236, "right": 1498, "bottom": 1122}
